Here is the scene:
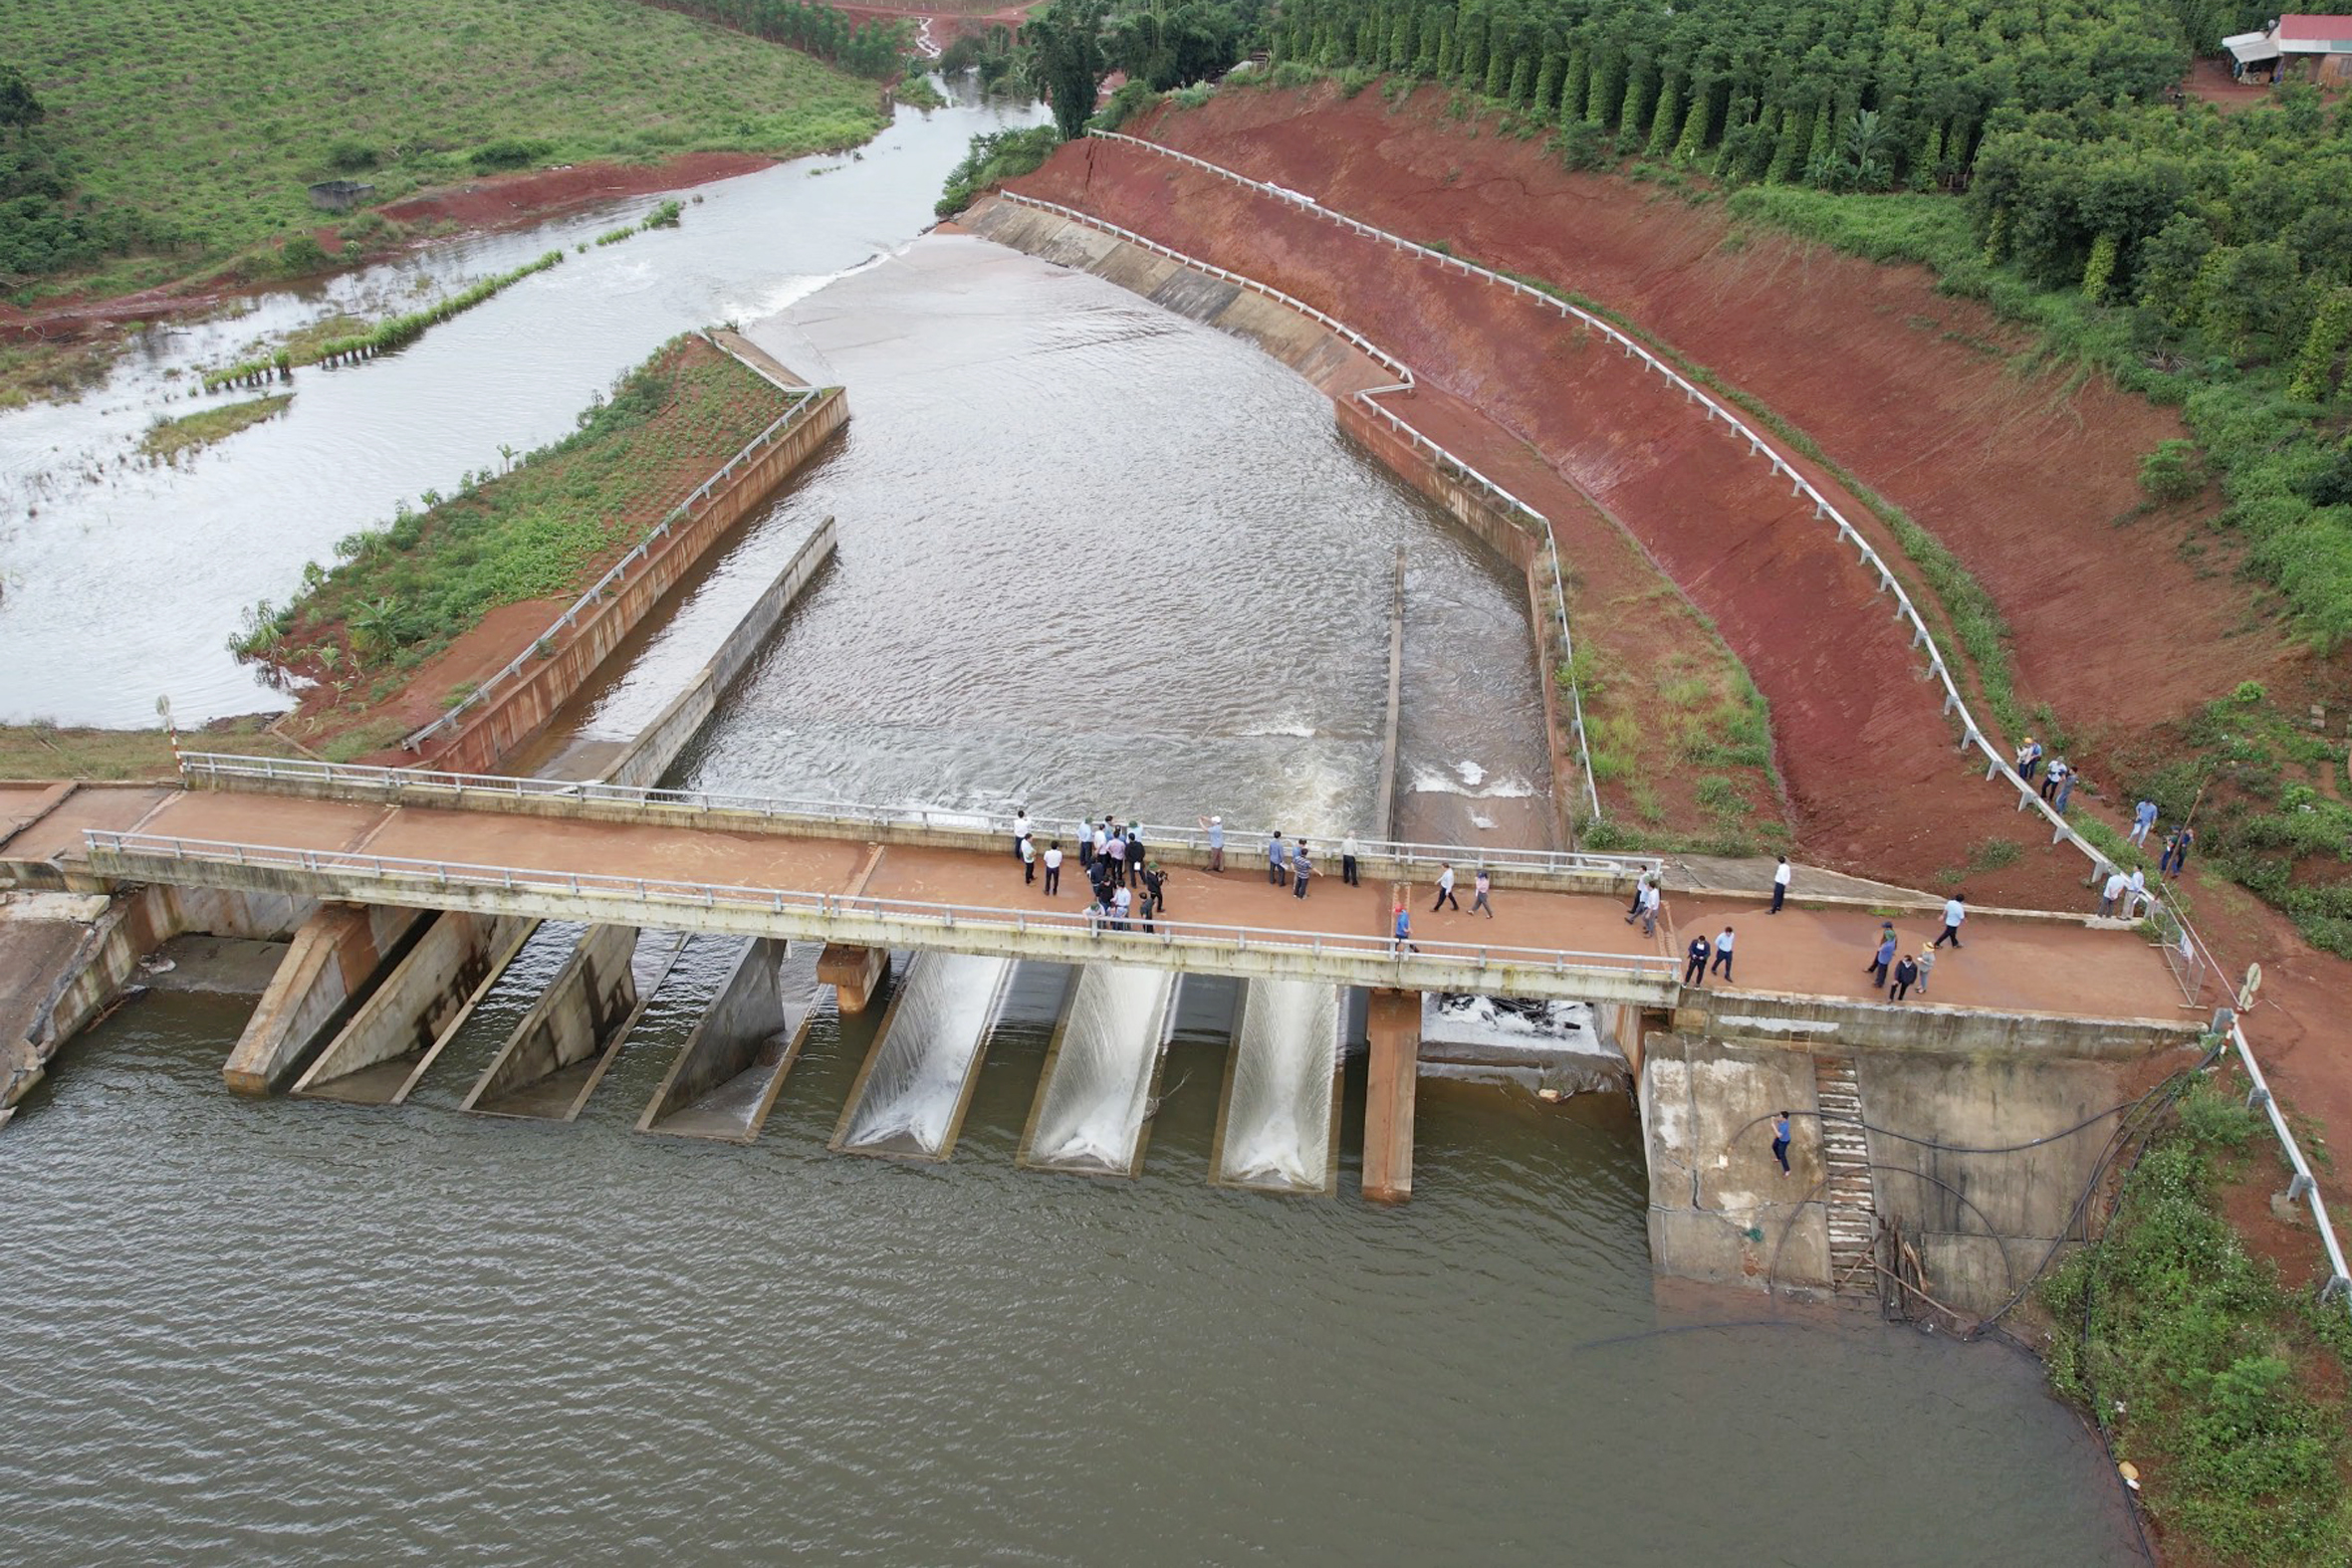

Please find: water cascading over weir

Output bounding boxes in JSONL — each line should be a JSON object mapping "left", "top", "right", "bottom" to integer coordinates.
{"left": 1019, "top": 965, "right": 1178, "bottom": 1178}
{"left": 1214, "top": 979, "right": 1346, "bottom": 1197}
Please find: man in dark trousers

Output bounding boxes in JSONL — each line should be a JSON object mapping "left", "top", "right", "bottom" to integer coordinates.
{"left": 1934, "top": 893, "right": 1967, "bottom": 949}
{"left": 1043, "top": 841, "right": 1062, "bottom": 897}
{"left": 1890, "top": 953, "right": 1920, "bottom": 1002}
{"left": 1770, "top": 1110, "right": 1793, "bottom": 1175}
{"left": 1770, "top": 856, "right": 1790, "bottom": 913}
{"left": 1683, "top": 934, "right": 1711, "bottom": 987}
{"left": 1710, "top": 926, "right": 1736, "bottom": 983}
{"left": 1866, "top": 922, "right": 1896, "bottom": 988}
{"left": 1432, "top": 863, "right": 1460, "bottom": 912}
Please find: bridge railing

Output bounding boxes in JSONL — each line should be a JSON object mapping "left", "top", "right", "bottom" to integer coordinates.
{"left": 399, "top": 381, "right": 829, "bottom": 754}
{"left": 1077, "top": 130, "right": 2352, "bottom": 1316}
{"left": 174, "top": 752, "right": 1661, "bottom": 881}
{"left": 83, "top": 828, "right": 1680, "bottom": 982}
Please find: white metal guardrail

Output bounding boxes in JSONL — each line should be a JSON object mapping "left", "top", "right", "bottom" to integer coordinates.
{"left": 1078, "top": 129, "right": 2352, "bottom": 1313}
{"left": 400, "top": 382, "right": 828, "bottom": 752}
{"left": 83, "top": 828, "right": 1680, "bottom": 983}
{"left": 173, "top": 752, "right": 1660, "bottom": 880}
{"left": 995, "top": 187, "right": 1605, "bottom": 823}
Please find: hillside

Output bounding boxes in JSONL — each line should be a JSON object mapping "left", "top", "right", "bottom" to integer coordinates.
{"left": 0, "top": 0, "right": 890, "bottom": 299}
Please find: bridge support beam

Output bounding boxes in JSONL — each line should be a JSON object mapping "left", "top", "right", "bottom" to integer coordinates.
{"left": 291, "top": 910, "right": 537, "bottom": 1102}
{"left": 464, "top": 924, "right": 641, "bottom": 1117}
{"left": 818, "top": 942, "right": 889, "bottom": 1013}
{"left": 639, "top": 938, "right": 804, "bottom": 1139}
{"left": 1363, "top": 987, "right": 1421, "bottom": 1204}
{"left": 223, "top": 902, "right": 431, "bottom": 1095}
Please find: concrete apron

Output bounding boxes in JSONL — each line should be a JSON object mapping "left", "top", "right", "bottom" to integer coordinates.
{"left": 1014, "top": 966, "right": 1178, "bottom": 1181}
{"left": 1208, "top": 981, "right": 1346, "bottom": 1200}
{"left": 462, "top": 923, "right": 641, "bottom": 1119}
{"left": 637, "top": 937, "right": 812, "bottom": 1142}
{"left": 290, "top": 911, "right": 538, "bottom": 1104}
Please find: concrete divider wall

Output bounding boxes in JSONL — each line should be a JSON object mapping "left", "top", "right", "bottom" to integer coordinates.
{"left": 424, "top": 386, "right": 847, "bottom": 778}
{"left": 637, "top": 937, "right": 788, "bottom": 1128}
{"left": 600, "top": 518, "right": 839, "bottom": 789}
{"left": 295, "top": 911, "right": 536, "bottom": 1090}
{"left": 223, "top": 902, "right": 432, "bottom": 1094}
{"left": 465, "top": 924, "right": 640, "bottom": 1109}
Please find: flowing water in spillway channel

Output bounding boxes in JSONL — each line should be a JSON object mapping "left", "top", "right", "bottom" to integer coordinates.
{"left": 1023, "top": 964, "right": 1175, "bottom": 1174}
{"left": 836, "top": 951, "right": 1014, "bottom": 1157}
{"left": 1217, "top": 978, "right": 1345, "bottom": 1193}
{"left": 0, "top": 89, "right": 2144, "bottom": 1567}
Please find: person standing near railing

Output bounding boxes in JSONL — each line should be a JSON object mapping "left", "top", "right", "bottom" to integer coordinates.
{"left": 1043, "top": 841, "right": 1062, "bottom": 897}
{"left": 1200, "top": 815, "right": 1225, "bottom": 873}
{"left": 1011, "top": 807, "right": 1030, "bottom": 861}
{"left": 1126, "top": 822, "right": 1145, "bottom": 886}
{"left": 1268, "top": 831, "right": 1289, "bottom": 887}
{"left": 1293, "top": 843, "right": 1315, "bottom": 900}
{"left": 1340, "top": 831, "right": 1360, "bottom": 887}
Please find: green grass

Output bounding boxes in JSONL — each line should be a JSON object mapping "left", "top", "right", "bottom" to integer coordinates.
{"left": 235, "top": 335, "right": 798, "bottom": 693}
{"left": 2042, "top": 1078, "right": 2352, "bottom": 1566}
{"left": 0, "top": 717, "right": 306, "bottom": 779}
{"left": 1, "top": 0, "right": 889, "bottom": 300}
{"left": 138, "top": 393, "right": 291, "bottom": 460}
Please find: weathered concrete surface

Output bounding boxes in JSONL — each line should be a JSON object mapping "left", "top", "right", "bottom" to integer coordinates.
{"left": 292, "top": 911, "right": 536, "bottom": 1100}
{"left": 817, "top": 942, "right": 889, "bottom": 1013}
{"left": 1850, "top": 1050, "right": 2156, "bottom": 1315}
{"left": 466, "top": 924, "right": 640, "bottom": 1113}
{"left": 223, "top": 903, "right": 431, "bottom": 1095}
{"left": 419, "top": 385, "right": 847, "bottom": 778}
{"left": 1642, "top": 1033, "right": 1830, "bottom": 1296}
{"left": 1363, "top": 987, "right": 1420, "bottom": 1203}
{"left": 1674, "top": 987, "right": 2187, "bottom": 1062}
{"left": 599, "top": 519, "right": 838, "bottom": 790}
{"left": 637, "top": 937, "right": 795, "bottom": 1136}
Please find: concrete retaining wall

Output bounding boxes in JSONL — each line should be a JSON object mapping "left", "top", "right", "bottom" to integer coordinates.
{"left": 1641, "top": 1032, "right": 1831, "bottom": 1295}
{"left": 423, "top": 386, "right": 846, "bottom": 777}
{"left": 637, "top": 937, "right": 788, "bottom": 1130}
{"left": 293, "top": 911, "right": 536, "bottom": 1093}
{"left": 223, "top": 902, "right": 432, "bottom": 1094}
{"left": 1672, "top": 988, "right": 2194, "bottom": 1059}
{"left": 600, "top": 518, "right": 838, "bottom": 789}
{"left": 464, "top": 924, "right": 640, "bottom": 1110}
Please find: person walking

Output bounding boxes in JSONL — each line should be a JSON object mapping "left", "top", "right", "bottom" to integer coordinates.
{"left": 1626, "top": 869, "right": 1656, "bottom": 920}
{"left": 1201, "top": 815, "right": 1226, "bottom": 873}
{"left": 1043, "top": 840, "right": 1062, "bottom": 896}
{"left": 1683, "top": 934, "right": 1711, "bottom": 987}
{"left": 1637, "top": 879, "right": 1661, "bottom": 937}
{"left": 1889, "top": 953, "right": 1919, "bottom": 1003}
{"left": 1268, "top": 831, "right": 1289, "bottom": 887}
{"left": 1934, "top": 893, "right": 1967, "bottom": 949}
{"left": 1769, "top": 1110, "right": 1793, "bottom": 1175}
{"left": 1432, "top": 863, "right": 1460, "bottom": 913}
{"left": 2130, "top": 798, "right": 2159, "bottom": 846}
{"left": 1770, "top": 856, "right": 1791, "bottom": 914}
{"left": 2014, "top": 737, "right": 2038, "bottom": 782}
{"left": 1340, "top": 831, "right": 1360, "bottom": 887}
{"left": 2040, "top": 757, "right": 2069, "bottom": 803}
{"left": 1011, "top": 807, "right": 1031, "bottom": 861}
{"left": 1021, "top": 834, "right": 1037, "bottom": 885}
{"left": 1293, "top": 843, "right": 1315, "bottom": 899}
{"left": 1914, "top": 944, "right": 1936, "bottom": 997}
{"left": 2098, "top": 867, "right": 2128, "bottom": 918}
{"left": 1392, "top": 904, "right": 1418, "bottom": 956}
{"left": 2054, "top": 770, "right": 2075, "bottom": 816}
{"left": 1866, "top": 922, "right": 1896, "bottom": 988}
{"left": 1471, "top": 868, "right": 1494, "bottom": 919}
{"left": 1710, "top": 926, "right": 1736, "bottom": 983}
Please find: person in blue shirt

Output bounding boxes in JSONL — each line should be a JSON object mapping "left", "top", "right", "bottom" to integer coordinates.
{"left": 1392, "top": 903, "right": 1417, "bottom": 955}
{"left": 1268, "top": 831, "right": 1289, "bottom": 886}
{"left": 1293, "top": 843, "right": 1314, "bottom": 899}
{"left": 2130, "top": 797, "right": 2159, "bottom": 846}
{"left": 1200, "top": 814, "right": 1225, "bottom": 873}
{"left": 1770, "top": 1111, "right": 1792, "bottom": 1175}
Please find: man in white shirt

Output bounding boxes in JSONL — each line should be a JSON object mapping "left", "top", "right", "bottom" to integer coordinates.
{"left": 2098, "top": 868, "right": 2128, "bottom": 917}
{"left": 1042, "top": 841, "right": 1063, "bottom": 896}
{"left": 1340, "top": 832, "right": 1360, "bottom": 887}
{"left": 1934, "top": 894, "right": 1967, "bottom": 949}
{"left": 1011, "top": 807, "right": 1031, "bottom": 860}
{"left": 1770, "top": 856, "right": 1791, "bottom": 914}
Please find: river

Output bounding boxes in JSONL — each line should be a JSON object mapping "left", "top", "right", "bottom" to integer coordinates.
{"left": 0, "top": 80, "right": 2140, "bottom": 1568}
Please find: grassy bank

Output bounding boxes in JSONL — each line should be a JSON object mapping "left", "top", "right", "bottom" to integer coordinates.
{"left": 0, "top": 718, "right": 303, "bottom": 780}
{"left": 0, "top": 0, "right": 888, "bottom": 302}
{"left": 233, "top": 334, "right": 793, "bottom": 723}
{"left": 139, "top": 394, "right": 290, "bottom": 460}
{"left": 2042, "top": 1077, "right": 2352, "bottom": 1566}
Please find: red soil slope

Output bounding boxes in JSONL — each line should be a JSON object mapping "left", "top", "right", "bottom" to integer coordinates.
{"left": 1133, "top": 86, "right": 2298, "bottom": 741}
{"left": 1011, "top": 140, "right": 2081, "bottom": 905}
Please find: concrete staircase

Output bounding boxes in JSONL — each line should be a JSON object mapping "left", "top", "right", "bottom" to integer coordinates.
{"left": 1812, "top": 1054, "right": 1879, "bottom": 1296}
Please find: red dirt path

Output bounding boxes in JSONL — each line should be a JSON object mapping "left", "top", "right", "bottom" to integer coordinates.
{"left": 1010, "top": 139, "right": 2085, "bottom": 909}
{"left": 1131, "top": 86, "right": 2304, "bottom": 749}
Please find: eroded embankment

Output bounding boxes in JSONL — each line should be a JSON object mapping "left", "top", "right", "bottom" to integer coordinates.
{"left": 1009, "top": 138, "right": 2072, "bottom": 902}
{"left": 1132, "top": 86, "right": 2289, "bottom": 741}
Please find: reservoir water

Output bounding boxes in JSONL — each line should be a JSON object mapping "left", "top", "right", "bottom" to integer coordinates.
{"left": 0, "top": 81, "right": 2139, "bottom": 1568}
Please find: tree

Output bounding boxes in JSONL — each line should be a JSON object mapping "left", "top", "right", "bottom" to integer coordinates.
{"left": 1024, "top": 0, "right": 1109, "bottom": 138}
{"left": 0, "top": 65, "right": 42, "bottom": 134}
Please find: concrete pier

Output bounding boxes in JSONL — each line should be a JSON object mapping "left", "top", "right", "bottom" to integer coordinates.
{"left": 291, "top": 911, "right": 537, "bottom": 1103}
{"left": 637, "top": 938, "right": 808, "bottom": 1140}
{"left": 1362, "top": 988, "right": 1421, "bottom": 1203}
{"left": 463, "top": 924, "right": 641, "bottom": 1118}
{"left": 818, "top": 942, "right": 889, "bottom": 1013}
{"left": 223, "top": 902, "right": 431, "bottom": 1094}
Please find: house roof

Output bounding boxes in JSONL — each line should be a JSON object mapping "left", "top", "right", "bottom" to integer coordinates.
{"left": 2276, "top": 13, "right": 2352, "bottom": 43}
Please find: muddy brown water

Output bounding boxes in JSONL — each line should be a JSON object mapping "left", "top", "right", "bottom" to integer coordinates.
{"left": 1, "top": 84, "right": 2139, "bottom": 1567}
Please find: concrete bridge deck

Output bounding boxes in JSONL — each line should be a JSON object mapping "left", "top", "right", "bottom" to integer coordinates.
{"left": 2, "top": 772, "right": 2198, "bottom": 1030}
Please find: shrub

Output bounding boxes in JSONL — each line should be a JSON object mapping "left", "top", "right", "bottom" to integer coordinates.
{"left": 2141, "top": 438, "right": 2206, "bottom": 503}
{"left": 324, "top": 138, "right": 379, "bottom": 173}
{"left": 470, "top": 137, "right": 550, "bottom": 171}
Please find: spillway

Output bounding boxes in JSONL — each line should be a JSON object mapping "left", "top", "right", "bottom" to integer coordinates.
{"left": 1214, "top": 979, "right": 1345, "bottom": 1196}
{"left": 1019, "top": 965, "right": 1178, "bottom": 1177}
{"left": 831, "top": 951, "right": 1013, "bottom": 1160}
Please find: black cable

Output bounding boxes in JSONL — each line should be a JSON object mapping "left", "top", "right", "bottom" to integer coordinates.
{"left": 1726, "top": 1098, "right": 2137, "bottom": 1157}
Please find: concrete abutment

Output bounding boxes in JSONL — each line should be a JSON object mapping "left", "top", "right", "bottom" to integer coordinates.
{"left": 291, "top": 910, "right": 537, "bottom": 1103}
{"left": 818, "top": 942, "right": 889, "bottom": 1013}
{"left": 223, "top": 902, "right": 432, "bottom": 1095}
{"left": 465, "top": 924, "right": 641, "bottom": 1116}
